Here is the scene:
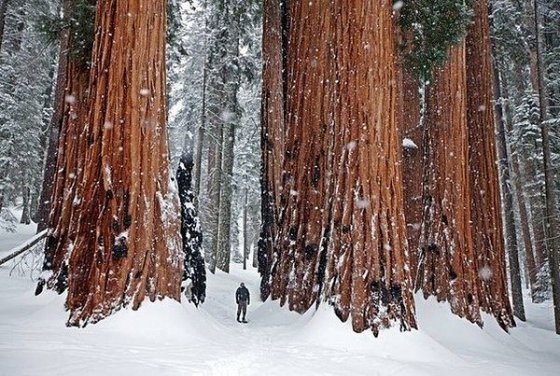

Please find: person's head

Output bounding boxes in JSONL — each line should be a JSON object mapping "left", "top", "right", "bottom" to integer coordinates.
{"left": 240, "top": 282, "right": 245, "bottom": 287}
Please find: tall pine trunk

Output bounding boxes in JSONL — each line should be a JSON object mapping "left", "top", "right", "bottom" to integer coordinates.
{"left": 215, "top": 3, "right": 241, "bottom": 273}
{"left": 0, "top": 0, "right": 11, "bottom": 53}
{"left": 492, "top": 52, "right": 526, "bottom": 321}
{"left": 498, "top": 67, "right": 540, "bottom": 301}
{"left": 20, "top": 173, "right": 31, "bottom": 225}
{"left": 532, "top": 0, "right": 560, "bottom": 334}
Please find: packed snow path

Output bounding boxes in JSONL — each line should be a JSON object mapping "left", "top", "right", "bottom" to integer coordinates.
{"left": 1, "top": 228, "right": 560, "bottom": 375}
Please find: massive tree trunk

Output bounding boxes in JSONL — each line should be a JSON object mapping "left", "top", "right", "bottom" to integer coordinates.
{"left": 261, "top": 0, "right": 416, "bottom": 335}
{"left": 416, "top": 44, "right": 482, "bottom": 324}
{"left": 258, "top": 0, "right": 286, "bottom": 300}
{"left": 62, "top": 0, "right": 182, "bottom": 326}
{"left": 37, "top": 0, "right": 93, "bottom": 295}
{"left": 466, "top": 0, "right": 514, "bottom": 330}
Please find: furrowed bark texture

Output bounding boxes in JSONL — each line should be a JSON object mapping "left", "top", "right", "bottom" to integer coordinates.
{"left": 259, "top": 0, "right": 286, "bottom": 301}
{"left": 401, "top": 69, "right": 422, "bottom": 279}
{"left": 65, "top": 0, "right": 182, "bottom": 326}
{"left": 38, "top": 0, "right": 93, "bottom": 294}
{"left": 417, "top": 44, "right": 482, "bottom": 324}
{"left": 466, "top": 0, "right": 514, "bottom": 330}
{"left": 261, "top": 0, "right": 416, "bottom": 335}
{"left": 37, "top": 0, "right": 76, "bottom": 233}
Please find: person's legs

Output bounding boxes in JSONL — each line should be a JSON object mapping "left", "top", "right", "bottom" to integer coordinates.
{"left": 237, "top": 303, "right": 242, "bottom": 322}
{"left": 241, "top": 301, "right": 247, "bottom": 321}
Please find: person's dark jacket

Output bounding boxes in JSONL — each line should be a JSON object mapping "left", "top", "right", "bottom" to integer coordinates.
{"left": 236, "top": 286, "right": 250, "bottom": 304}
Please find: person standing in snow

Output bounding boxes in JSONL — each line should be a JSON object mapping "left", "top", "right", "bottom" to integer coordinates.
{"left": 235, "top": 282, "right": 250, "bottom": 323}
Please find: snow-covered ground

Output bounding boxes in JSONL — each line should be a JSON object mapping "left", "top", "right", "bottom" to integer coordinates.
{"left": 1, "top": 227, "right": 559, "bottom": 376}
{"left": 0, "top": 216, "right": 37, "bottom": 261}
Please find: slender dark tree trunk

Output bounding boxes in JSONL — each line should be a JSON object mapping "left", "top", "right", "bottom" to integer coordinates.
{"left": 243, "top": 189, "right": 248, "bottom": 270}
{"left": 20, "top": 173, "right": 31, "bottom": 225}
{"left": 492, "top": 52, "right": 526, "bottom": 321}
{"left": 532, "top": 0, "right": 560, "bottom": 335}
{"left": 499, "top": 69, "right": 540, "bottom": 300}
{"left": 0, "top": 0, "right": 11, "bottom": 53}
{"left": 215, "top": 4, "right": 240, "bottom": 273}
{"left": 193, "top": 0, "right": 209, "bottom": 207}
{"left": 177, "top": 153, "right": 206, "bottom": 306}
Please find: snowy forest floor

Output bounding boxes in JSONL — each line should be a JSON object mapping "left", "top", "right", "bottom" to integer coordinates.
{"left": 1, "top": 223, "right": 560, "bottom": 376}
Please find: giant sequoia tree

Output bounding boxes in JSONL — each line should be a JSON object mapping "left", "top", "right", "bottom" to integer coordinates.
{"left": 37, "top": 0, "right": 95, "bottom": 294}
{"left": 260, "top": 0, "right": 416, "bottom": 335}
{"left": 416, "top": 43, "right": 482, "bottom": 324}
{"left": 401, "top": 0, "right": 514, "bottom": 330}
{"left": 466, "top": 0, "right": 513, "bottom": 328}
{"left": 39, "top": 0, "right": 183, "bottom": 326}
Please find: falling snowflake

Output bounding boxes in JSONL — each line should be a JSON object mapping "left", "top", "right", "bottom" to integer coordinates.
{"left": 346, "top": 140, "right": 357, "bottom": 151}
{"left": 65, "top": 95, "right": 76, "bottom": 104}
{"left": 393, "top": 1, "right": 404, "bottom": 11}
{"left": 355, "top": 198, "right": 370, "bottom": 209}
{"left": 478, "top": 266, "right": 493, "bottom": 281}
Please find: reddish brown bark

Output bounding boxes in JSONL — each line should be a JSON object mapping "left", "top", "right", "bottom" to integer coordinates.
{"left": 417, "top": 44, "right": 482, "bottom": 324}
{"left": 259, "top": 0, "right": 286, "bottom": 300}
{"left": 63, "top": 0, "right": 182, "bottom": 326}
{"left": 262, "top": 0, "right": 416, "bottom": 335}
{"left": 401, "top": 69, "right": 423, "bottom": 279}
{"left": 39, "top": 0, "right": 93, "bottom": 293}
{"left": 466, "top": 0, "right": 514, "bottom": 329}
{"left": 36, "top": 0, "right": 75, "bottom": 233}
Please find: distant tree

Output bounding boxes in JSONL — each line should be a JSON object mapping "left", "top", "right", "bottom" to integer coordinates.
{"left": 0, "top": 0, "right": 56, "bottom": 223}
{"left": 0, "top": 0, "right": 12, "bottom": 52}
{"left": 176, "top": 153, "right": 206, "bottom": 306}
